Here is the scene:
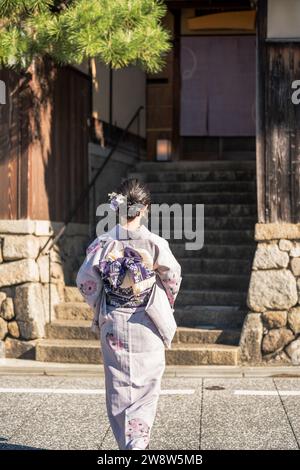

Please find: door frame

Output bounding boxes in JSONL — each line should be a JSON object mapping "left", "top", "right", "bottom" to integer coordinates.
{"left": 169, "top": 2, "right": 257, "bottom": 161}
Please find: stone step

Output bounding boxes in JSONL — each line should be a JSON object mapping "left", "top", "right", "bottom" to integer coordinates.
{"left": 45, "top": 321, "right": 240, "bottom": 345}
{"left": 151, "top": 192, "right": 256, "bottom": 204}
{"left": 169, "top": 229, "right": 254, "bottom": 245}
{"left": 35, "top": 339, "right": 239, "bottom": 365}
{"left": 46, "top": 320, "right": 99, "bottom": 340}
{"left": 55, "top": 302, "right": 93, "bottom": 321}
{"left": 135, "top": 160, "right": 255, "bottom": 172}
{"left": 54, "top": 301, "right": 246, "bottom": 327}
{"left": 174, "top": 326, "right": 240, "bottom": 345}
{"left": 153, "top": 204, "right": 256, "bottom": 217}
{"left": 151, "top": 216, "right": 256, "bottom": 230}
{"left": 205, "top": 204, "right": 256, "bottom": 217}
{"left": 204, "top": 216, "right": 256, "bottom": 230}
{"left": 170, "top": 243, "right": 255, "bottom": 259}
{"left": 36, "top": 339, "right": 102, "bottom": 364}
{"left": 182, "top": 274, "right": 250, "bottom": 290}
{"left": 64, "top": 286, "right": 83, "bottom": 303}
{"left": 176, "top": 289, "right": 246, "bottom": 306}
{"left": 165, "top": 343, "right": 239, "bottom": 365}
{"left": 147, "top": 181, "right": 256, "bottom": 193}
{"left": 129, "top": 170, "right": 256, "bottom": 183}
{"left": 174, "top": 305, "right": 247, "bottom": 328}
{"left": 179, "top": 258, "right": 252, "bottom": 274}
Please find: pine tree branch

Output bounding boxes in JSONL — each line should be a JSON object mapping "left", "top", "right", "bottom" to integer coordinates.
{"left": 0, "top": 0, "right": 171, "bottom": 72}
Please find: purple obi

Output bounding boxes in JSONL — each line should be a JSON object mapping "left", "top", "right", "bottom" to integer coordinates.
{"left": 98, "top": 244, "right": 156, "bottom": 308}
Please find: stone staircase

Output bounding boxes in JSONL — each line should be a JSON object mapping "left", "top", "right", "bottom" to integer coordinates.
{"left": 36, "top": 160, "right": 257, "bottom": 366}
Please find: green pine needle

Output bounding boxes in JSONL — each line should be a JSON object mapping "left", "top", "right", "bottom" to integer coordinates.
{"left": 0, "top": 0, "right": 171, "bottom": 72}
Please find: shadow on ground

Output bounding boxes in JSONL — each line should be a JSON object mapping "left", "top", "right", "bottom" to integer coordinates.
{"left": 0, "top": 437, "right": 43, "bottom": 450}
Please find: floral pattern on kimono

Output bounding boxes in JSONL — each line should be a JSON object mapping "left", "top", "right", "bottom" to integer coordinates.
{"left": 78, "top": 279, "right": 98, "bottom": 297}
{"left": 76, "top": 237, "right": 107, "bottom": 333}
{"left": 106, "top": 332, "right": 124, "bottom": 351}
{"left": 153, "top": 240, "right": 182, "bottom": 308}
{"left": 126, "top": 418, "right": 150, "bottom": 447}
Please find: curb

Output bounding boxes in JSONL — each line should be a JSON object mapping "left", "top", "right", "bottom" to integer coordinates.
{"left": 1, "top": 359, "right": 300, "bottom": 377}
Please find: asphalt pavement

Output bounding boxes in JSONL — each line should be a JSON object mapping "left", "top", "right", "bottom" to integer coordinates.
{"left": 0, "top": 363, "right": 300, "bottom": 450}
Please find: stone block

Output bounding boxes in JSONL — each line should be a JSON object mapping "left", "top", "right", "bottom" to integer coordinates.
{"left": 291, "top": 258, "right": 300, "bottom": 276}
{"left": 239, "top": 313, "right": 263, "bottom": 364}
{"left": 255, "top": 223, "right": 300, "bottom": 241}
{"left": 3, "top": 235, "right": 40, "bottom": 260}
{"left": 64, "top": 286, "right": 84, "bottom": 303}
{"left": 285, "top": 337, "right": 300, "bottom": 365}
{"left": 287, "top": 307, "right": 300, "bottom": 335}
{"left": 0, "top": 340, "right": 5, "bottom": 357}
{"left": 41, "top": 283, "right": 60, "bottom": 322}
{"left": 290, "top": 243, "right": 300, "bottom": 257}
{"left": 37, "top": 255, "right": 50, "bottom": 283}
{"left": 263, "top": 349, "right": 291, "bottom": 364}
{"left": 0, "top": 291, "right": 6, "bottom": 309}
{"left": 262, "top": 311, "right": 287, "bottom": 329}
{"left": 253, "top": 243, "right": 289, "bottom": 269}
{"left": 34, "top": 220, "right": 55, "bottom": 236}
{"left": 0, "top": 259, "right": 39, "bottom": 287}
{"left": 279, "top": 239, "right": 294, "bottom": 252}
{"left": 5, "top": 337, "right": 36, "bottom": 359}
{"left": 0, "top": 297, "right": 14, "bottom": 320}
{"left": 262, "top": 328, "right": 294, "bottom": 354}
{"left": 0, "top": 220, "right": 35, "bottom": 234}
{"left": 51, "top": 262, "right": 65, "bottom": 282}
{"left": 14, "top": 283, "right": 47, "bottom": 338}
{"left": 8, "top": 320, "right": 20, "bottom": 338}
{"left": 247, "top": 269, "right": 297, "bottom": 312}
{"left": 0, "top": 317, "right": 8, "bottom": 340}
{"left": 50, "top": 250, "right": 63, "bottom": 264}
{"left": 17, "top": 320, "right": 39, "bottom": 340}
{"left": 297, "top": 279, "right": 300, "bottom": 305}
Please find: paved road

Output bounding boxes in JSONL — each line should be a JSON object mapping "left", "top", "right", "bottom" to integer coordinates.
{"left": 1, "top": 374, "right": 300, "bottom": 450}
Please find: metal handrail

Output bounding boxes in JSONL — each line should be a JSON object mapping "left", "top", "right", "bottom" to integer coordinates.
{"left": 36, "top": 105, "right": 144, "bottom": 260}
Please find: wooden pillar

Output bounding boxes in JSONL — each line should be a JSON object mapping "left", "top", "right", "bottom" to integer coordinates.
{"left": 256, "top": 0, "right": 300, "bottom": 223}
{"left": 171, "top": 8, "right": 181, "bottom": 161}
{"left": 256, "top": 0, "right": 267, "bottom": 223}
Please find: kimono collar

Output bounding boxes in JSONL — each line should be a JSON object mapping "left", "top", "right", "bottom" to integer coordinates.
{"left": 115, "top": 223, "right": 147, "bottom": 240}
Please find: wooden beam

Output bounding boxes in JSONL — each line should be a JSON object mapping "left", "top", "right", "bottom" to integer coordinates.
{"left": 187, "top": 10, "right": 256, "bottom": 31}
{"left": 166, "top": 0, "right": 252, "bottom": 9}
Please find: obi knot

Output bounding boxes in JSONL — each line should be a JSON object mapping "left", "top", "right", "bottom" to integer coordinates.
{"left": 99, "top": 246, "right": 154, "bottom": 288}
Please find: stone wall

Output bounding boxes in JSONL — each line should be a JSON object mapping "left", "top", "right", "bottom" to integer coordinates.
{"left": 240, "top": 223, "right": 300, "bottom": 365}
{"left": 0, "top": 220, "right": 89, "bottom": 358}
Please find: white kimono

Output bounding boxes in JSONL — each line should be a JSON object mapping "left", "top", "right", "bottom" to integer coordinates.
{"left": 76, "top": 223, "right": 182, "bottom": 450}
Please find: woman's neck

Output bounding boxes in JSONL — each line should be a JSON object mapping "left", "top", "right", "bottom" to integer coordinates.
{"left": 119, "top": 218, "right": 141, "bottom": 232}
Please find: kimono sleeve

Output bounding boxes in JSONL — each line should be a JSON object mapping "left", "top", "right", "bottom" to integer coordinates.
{"left": 153, "top": 239, "right": 182, "bottom": 309}
{"left": 76, "top": 238, "right": 104, "bottom": 333}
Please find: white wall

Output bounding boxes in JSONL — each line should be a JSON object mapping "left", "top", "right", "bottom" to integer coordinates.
{"left": 94, "top": 62, "right": 146, "bottom": 137}
{"left": 74, "top": 61, "right": 146, "bottom": 137}
{"left": 267, "top": 0, "right": 300, "bottom": 39}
